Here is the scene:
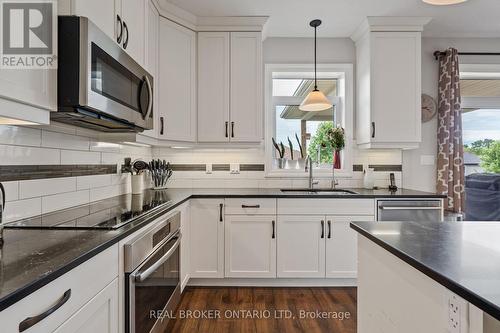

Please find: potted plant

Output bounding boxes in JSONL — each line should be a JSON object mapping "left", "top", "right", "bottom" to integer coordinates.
{"left": 327, "top": 125, "right": 345, "bottom": 169}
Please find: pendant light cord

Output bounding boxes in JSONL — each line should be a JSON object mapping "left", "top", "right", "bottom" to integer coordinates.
{"left": 314, "top": 25, "right": 318, "bottom": 91}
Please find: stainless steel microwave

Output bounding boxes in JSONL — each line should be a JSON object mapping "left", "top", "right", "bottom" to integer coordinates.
{"left": 54, "top": 16, "right": 153, "bottom": 132}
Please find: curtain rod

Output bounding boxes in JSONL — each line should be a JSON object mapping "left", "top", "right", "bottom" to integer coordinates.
{"left": 433, "top": 51, "right": 500, "bottom": 60}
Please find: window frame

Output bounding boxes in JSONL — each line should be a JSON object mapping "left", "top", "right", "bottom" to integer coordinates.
{"left": 264, "top": 63, "right": 354, "bottom": 178}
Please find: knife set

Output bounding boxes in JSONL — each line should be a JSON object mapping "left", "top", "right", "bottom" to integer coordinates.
{"left": 149, "top": 159, "right": 173, "bottom": 190}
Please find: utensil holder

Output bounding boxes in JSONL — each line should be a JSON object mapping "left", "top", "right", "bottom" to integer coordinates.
{"left": 131, "top": 174, "right": 144, "bottom": 194}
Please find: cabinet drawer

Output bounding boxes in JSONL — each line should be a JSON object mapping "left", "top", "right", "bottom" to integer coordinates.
{"left": 0, "top": 245, "right": 118, "bottom": 333}
{"left": 277, "top": 199, "right": 375, "bottom": 215}
{"left": 225, "top": 198, "right": 276, "bottom": 215}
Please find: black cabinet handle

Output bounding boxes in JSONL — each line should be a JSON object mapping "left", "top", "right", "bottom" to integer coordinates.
{"left": 122, "top": 21, "right": 129, "bottom": 49}
{"left": 371, "top": 122, "right": 376, "bottom": 138}
{"left": 321, "top": 220, "right": 324, "bottom": 239}
{"left": 225, "top": 121, "right": 228, "bottom": 138}
{"left": 241, "top": 204, "right": 260, "bottom": 209}
{"left": 116, "top": 15, "right": 123, "bottom": 44}
{"left": 160, "top": 116, "right": 164, "bottom": 135}
{"left": 327, "top": 220, "right": 331, "bottom": 239}
{"left": 272, "top": 220, "right": 275, "bottom": 239}
{"left": 231, "top": 122, "right": 235, "bottom": 138}
{"left": 19, "top": 289, "right": 71, "bottom": 332}
{"left": 219, "top": 203, "right": 223, "bottom": 222}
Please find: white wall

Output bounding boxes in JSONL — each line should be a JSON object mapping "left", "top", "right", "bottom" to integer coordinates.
{"left": 403, "top": 37, "right": 500, "bottom": 192}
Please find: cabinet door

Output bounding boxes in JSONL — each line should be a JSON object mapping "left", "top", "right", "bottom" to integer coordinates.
{"left": 141, "top": 0, "right": 159, "bottom": 139}
{"left": 179, "top": 202, "right": 191, "bottom": 291}
{"left": 325, "top": 215, "right": 374, "bottom": 278}
{"left": 120, "top": 0, "right": 146, "bottom": 65}
{"left": 54, "top": 279, "right": 118, "bottom": 333}
{"left": 277, "top": 215, "right": 325, "bottom": 278}
{"left": 370, "top": 32, "right": 421, "bottom": 145}
{"left": 230, "top": 32, "right": 263, "bottom": 142}
{"left": 71, "top": 0, "right": 117, "bottom": 41}
{"left": 197, "top": 32, "right": 230, "bottom": 142}
{"left": 190, "top": 199, "right": 224, "bottom": 278}
{"left": 225, "top": 215, "right": 276, "bottom": 278}
{"left": 159, "top": 19, "right": 197, "bottom": 142}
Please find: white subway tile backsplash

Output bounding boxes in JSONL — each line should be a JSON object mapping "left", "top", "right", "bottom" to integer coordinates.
{"left": 0, "top": 145, "right": 60, "bottom": 165}
{"left": 20, "top": 177, "right": 76, "bottom": 199}
{"left": 3, "top": 197, "right": 41, "bottom": 223}
{"left": 0, "top": 126, "right": 41, "bottom": 147}
{"left": 41, "top": 131, "right": 90, "bottom": 151}
{"left": 42, "top": 190, "right": 90, "bottom": 214}
{"left": 76, "top": 174, "right": 112, "bottom": 190}
{"left": 2, "top": 181, "right": 19, "bottom": 202}
{"left": 61, "top": 150, "right": 101, "bottom": 164}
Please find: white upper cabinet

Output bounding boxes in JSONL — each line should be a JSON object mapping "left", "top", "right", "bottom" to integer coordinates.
{"left": 197, "top": 32, "right": 230, "bottom": 142}
{"left": 140, "top": 0, "right": 160, "bottom": 139}
{"left": 119, "top": 0, "right": 146, "bottom": 65}
{"left": 197, "top": 31, "right": 263, "bottom": 143}
{"left": 159, "top": 18, "right": 197, "bottom": 142}
{"left": 351, "top": 17, "right": 430, "bottom": 149}
{"left": 68, "top": 0, "right": 117, "bottom": 41}
{"left": 68, "top": 0, "right": 146, "bottom": 66}
{"left": 230, "top": 32, "right": 263, "bottom": 142}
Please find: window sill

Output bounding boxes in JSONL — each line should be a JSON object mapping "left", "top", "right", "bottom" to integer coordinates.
{"left": 265, "top": 169, "right": 354, "bottom": 179}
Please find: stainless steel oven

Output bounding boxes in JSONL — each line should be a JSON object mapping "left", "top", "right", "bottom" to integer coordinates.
{"left": 55, "top": 16, "right": 153, "bottom": 132}
{"left": 125, "top": 212, "right": 181, "bottom": 333}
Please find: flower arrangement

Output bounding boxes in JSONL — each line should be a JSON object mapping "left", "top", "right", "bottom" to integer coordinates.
{"left": 326, "top": 126, "right": 345, "bottom": 169}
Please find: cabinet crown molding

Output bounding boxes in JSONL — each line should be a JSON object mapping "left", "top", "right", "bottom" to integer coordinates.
{"left": 350, "top": 16, "right": 432, "bottom": 42}
{"left": 196, "top": 16, "right": 269, "bottom": 33}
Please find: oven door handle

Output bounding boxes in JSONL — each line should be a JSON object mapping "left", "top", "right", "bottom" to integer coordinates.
{"left": 134, "top": 234, "right": 182, "bottom": 283}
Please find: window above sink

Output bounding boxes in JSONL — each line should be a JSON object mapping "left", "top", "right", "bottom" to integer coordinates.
{"left": 264, "top": 64, "right": 354, "bottom": 178}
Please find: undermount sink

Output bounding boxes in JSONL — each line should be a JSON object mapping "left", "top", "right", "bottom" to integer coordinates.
{"left": 280, "top": 188, "right": 358, "bottom": 195}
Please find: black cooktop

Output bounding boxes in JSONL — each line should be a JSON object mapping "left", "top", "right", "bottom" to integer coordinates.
{"left": 4, "top": 190, "right": 172, "bottom": 229}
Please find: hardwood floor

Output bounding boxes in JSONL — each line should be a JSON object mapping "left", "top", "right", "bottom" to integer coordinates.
{"left": 166, "top": 287, "right": 357, "bottom": 333}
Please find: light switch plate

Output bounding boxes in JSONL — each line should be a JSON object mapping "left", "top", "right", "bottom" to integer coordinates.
{"left": 230, "top": 163, "right": 240, "bottom": 174}
{"left": 206, "top": 163, "right": 212, "bottom": 174}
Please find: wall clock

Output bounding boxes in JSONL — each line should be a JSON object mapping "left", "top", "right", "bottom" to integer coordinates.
{"left": 421, "top": 94, "right": 437, "bottom": 122}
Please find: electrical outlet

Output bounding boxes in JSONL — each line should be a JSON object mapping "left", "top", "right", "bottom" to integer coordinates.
{"left": 230, "top": 163, "right": 240, "bottom": 174}
{"left": 206, "top": 163, "right": 212, "bottom": 174}
{"left": 448, "top": 294, "right": 461, "bottom": 333}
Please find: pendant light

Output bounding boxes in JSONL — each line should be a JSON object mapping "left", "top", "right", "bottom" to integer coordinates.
{"left": 299, "top": 19, "right": 332, "bottom": 112}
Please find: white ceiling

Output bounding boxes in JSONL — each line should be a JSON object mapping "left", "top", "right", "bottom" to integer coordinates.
{"left": 163, "top": 0, "right": 500, "bottom": 38}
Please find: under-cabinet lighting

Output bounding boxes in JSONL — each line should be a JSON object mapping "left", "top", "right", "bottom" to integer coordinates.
{"left": 122, "top": 142, "right": 152, "bottom": 147}
{"left": 0, "top": 117, "right": 39, "bottom": 125}
{"left": 422, "top": 0, "right": 468, "bottom": 5}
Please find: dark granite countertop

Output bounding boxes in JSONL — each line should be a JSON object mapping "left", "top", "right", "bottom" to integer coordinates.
{"left": 0, "top": 187, "right": 443, "bottom": 310}
{"left": 350, "top": 221, "right": 500, "bottom": 321}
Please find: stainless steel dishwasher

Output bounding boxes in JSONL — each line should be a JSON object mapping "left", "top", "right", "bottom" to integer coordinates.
{"left": 377, "top": 200, "right": 444, "bottom": 222}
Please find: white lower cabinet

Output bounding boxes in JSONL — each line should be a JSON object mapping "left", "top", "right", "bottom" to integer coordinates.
{"left": 0, "top": 245, "right": 118, "bottom": 333}
{"left": 325, "top": 215, "right": 375, "bottom": 278}
{"left": 54, "top": 278, "right": 118, "bottom": 333}
{"left": 277, "top": 215, "right": 326, "bottom": 278}
{"left": 179, "top": 202, "right": 191, "bottom": 291}
{"left": 190, "top": 199, "right": 225, "bottom": 278}
{"left": 225, "top": 215, "right": 276, "bottom": 278}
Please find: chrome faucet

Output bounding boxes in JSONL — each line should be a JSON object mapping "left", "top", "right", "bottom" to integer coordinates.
{"left": 306, "top": 156, "right": 319, "bottom": 190}
{"left": 331, "top": 165, "right": 339, "bottom": 189}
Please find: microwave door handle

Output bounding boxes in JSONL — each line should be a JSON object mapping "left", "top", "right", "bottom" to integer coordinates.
{"left": 133, "top": 235, "right": 181, "bottom": 283}
{"left": 144, "top": 76, "right": 153, "bottom": 119}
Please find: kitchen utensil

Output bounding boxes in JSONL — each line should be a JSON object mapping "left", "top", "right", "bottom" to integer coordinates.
{"left": 149, "top": 159, "right": 173, "bottom": 189}
{"left": 132, "top": 159, "right": 149, "bottom": 175}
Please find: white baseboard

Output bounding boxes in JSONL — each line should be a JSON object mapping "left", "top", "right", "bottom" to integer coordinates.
{"left": 186, "top": 278, "right": 357, "bottom": 287}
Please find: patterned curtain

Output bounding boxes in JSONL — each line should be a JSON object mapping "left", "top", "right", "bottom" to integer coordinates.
{"left": 436, "top": 48, "right": 465, "bottom": 214}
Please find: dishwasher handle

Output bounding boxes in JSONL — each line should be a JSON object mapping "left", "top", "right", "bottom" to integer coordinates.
{"left": 378, "top": 206, "right": 442, "bottom": 211}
